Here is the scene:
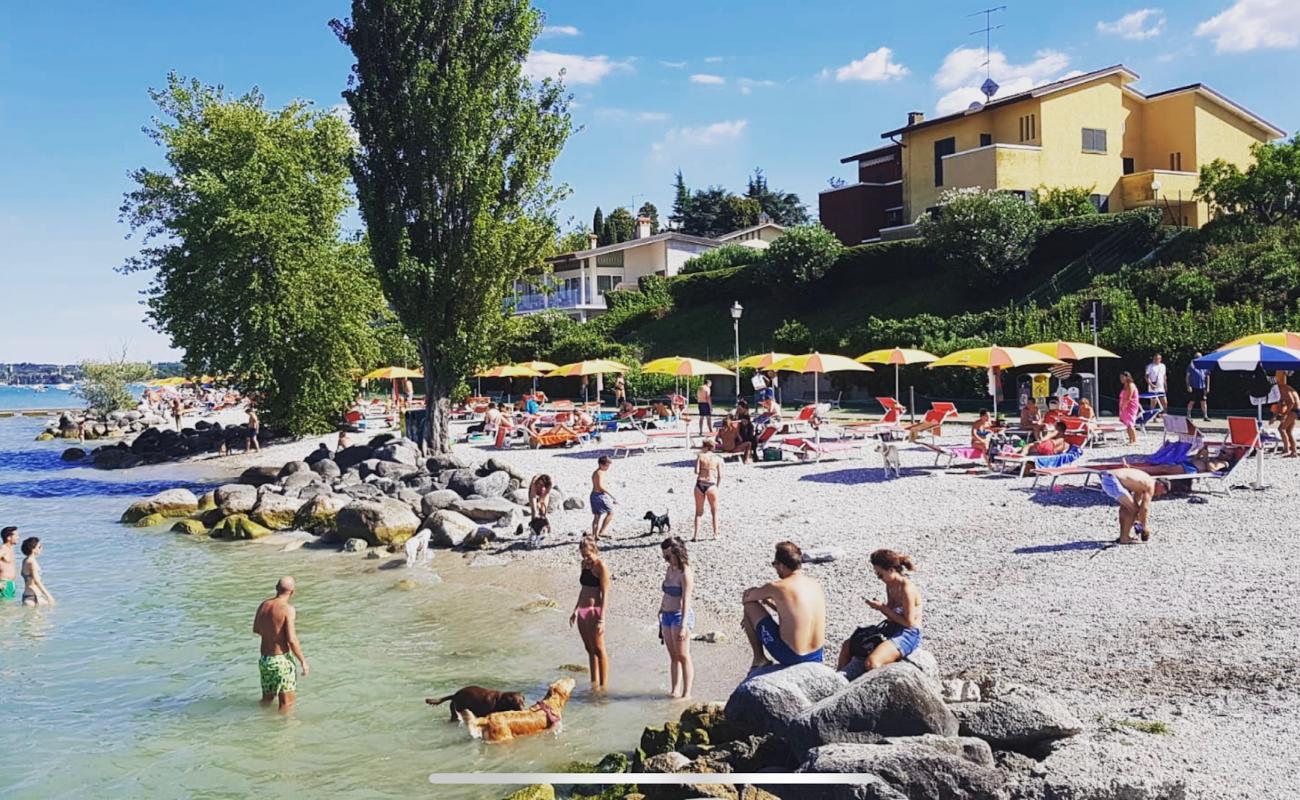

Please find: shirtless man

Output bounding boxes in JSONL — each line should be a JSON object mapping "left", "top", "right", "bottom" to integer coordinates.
{"left": 0, "top": 526, "right": 18, "bottom": 602}
{"left": 252, "top": 576, "right": 309, "bottom": 711}
{"left": 696, "top": 380, "right": 713, "bottom": 436}
{"left": 590, "top": 456, "right": 616, "bottom": 539}
{"left": 1277, "top": 372, "right": 1299, "bottom": 457}
{"left": 741, "top": 541, "right": 826, "bottom": 671}
{"left": 1099, "top": 468, "right": 1165, "bottom": 544}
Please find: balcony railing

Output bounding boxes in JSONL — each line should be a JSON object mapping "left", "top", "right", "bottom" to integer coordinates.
{"left": 507, "top": 288, "right": 607, "bottom": 313}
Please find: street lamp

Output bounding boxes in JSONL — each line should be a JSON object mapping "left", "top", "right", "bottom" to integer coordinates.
{"left": 730, "top": 301, "right": 744, "bottom": 401}
{"left": 1151, "top": 178, "right": 1162, "bottom": 224}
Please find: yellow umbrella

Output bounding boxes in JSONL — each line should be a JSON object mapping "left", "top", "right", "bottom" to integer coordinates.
{"left": 642, "top": 356, "right": 733, "bottom": 377}
{"left": 545, "top": 359, "right": 632, "bottom": 377}
{"left": 736, "top": 352, "right": 794, "bottom": 370}
{"left": 515, "top": 360, "right": 560, "bottom": 373}
{"left": 1219, "top": 331, "right": 1300, "bottom": 351}
{"left": 929, "top": 346, "right": 1062, "bottom": 416}
{"left": 856, "top": 348, "right": 939, "bottom": 403}
{"left": 362, "top": 366, "right": 423, "bottom": 381}
{"left": 1025, "top": 341, "right": 1119, "bottom": 360}
{"left": 769, "top": 352, "right": 872, "bottom": 410}
{"left": 148, "top": 376, "right": 187, "bottom": 387}
{"left": 474, "top": 364, "right": 544, "bottom": 379}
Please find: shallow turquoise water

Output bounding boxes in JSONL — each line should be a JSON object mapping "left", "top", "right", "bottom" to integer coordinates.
{"left": 0, "top": 417, "right": 690, "bottom": 799}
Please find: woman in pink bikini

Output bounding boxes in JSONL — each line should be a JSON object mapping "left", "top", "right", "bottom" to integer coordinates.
{"left": 569, "top": 537, "right": 611, "bottom": 690}
{"left": 1118, "top": 371, "right": 1141, "bottom": 445}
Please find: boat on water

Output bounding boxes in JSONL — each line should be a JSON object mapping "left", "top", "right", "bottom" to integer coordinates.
{"left": 32, "top": 385, "right": 47, "bottom": 392}
{"left": 54, "top": 383, "right": 73, "bottom": 391}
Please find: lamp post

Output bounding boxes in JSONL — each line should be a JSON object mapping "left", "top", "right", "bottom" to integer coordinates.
{"left": 730, "top": 301, "right": 744, "bottom": 402}
{"left": 1151, "top": 178, "right": 1162, "bottom": 224}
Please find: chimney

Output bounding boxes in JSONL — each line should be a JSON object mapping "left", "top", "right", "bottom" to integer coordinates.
{"left": 587, "top": 232, "right": 599, "bottom": 250}
{"left": 907, "top": 111, "right": 925, "bottom": 126}
{"left": 635, "top": 216, "right": 652, "bottom": 239}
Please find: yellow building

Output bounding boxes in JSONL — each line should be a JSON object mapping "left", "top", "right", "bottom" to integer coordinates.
{"left": 879, "top": 65, "right": 1285, "bottom": 231}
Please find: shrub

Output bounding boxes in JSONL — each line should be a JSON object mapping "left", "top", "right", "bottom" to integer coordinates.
{"left": 1035, "top": 185, "right": 1098, "bottom": 220}
{"left": 77, "top": 358, "right": 155, "bottom": 416}
{"left": 772, "top": 319, "right": 813, "bottom": 352}
{"left": 761, "top": 224, "right": 842, "bottom": 286}
{"left": 919, "top": 188, "right": 1040, "bottom": 286}
{"left": 680, "top": 244, "right": 762, "bottom": 275}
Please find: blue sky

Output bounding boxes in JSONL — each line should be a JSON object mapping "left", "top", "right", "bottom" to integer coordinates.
{"left": 2, "top": 1, "right": 1297, "bottom": 362}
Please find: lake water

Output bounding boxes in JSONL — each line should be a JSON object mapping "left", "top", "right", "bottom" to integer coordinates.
{"left": 0, "top": 415, "right": 697, "bottom": 799}
{"left": 0, "top": 385, "right": 80, "bottom": 412}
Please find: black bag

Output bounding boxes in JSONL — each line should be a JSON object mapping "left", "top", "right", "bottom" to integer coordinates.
{"left": 847, "top": 621, "right": 902, "bottom": 658}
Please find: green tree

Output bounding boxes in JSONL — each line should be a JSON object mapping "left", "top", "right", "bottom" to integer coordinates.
{"left": 918, "top": 188, "right": 1040, "bottom": 286}
{"left": 679, "top": 186, "right": 730, "bottom": 237}
{"left": 77, "top": 356, "right": 155, "bottom": 416}
{"left": 333, "top": 0, "right": 572, "bottom": 452}
{"left": 670, "top": 169, "right": 691, "bottom": 228}
{"left": 606, "top": 207, "right": 636, "bottom": 243}
{"left": 762, "top": 224, "right": 842, "bottom": 286}
{"left": 719, "top": 195, "right": 762, "bottom": 233}
{"left": 680, "top": 243, "right": 762, "bottom": 275}
{"left": 119, "top": 74, "right": 382, "bottom": 435}
{"left": 637, "top": 201, "right": 660, "bottom": 235}
{"left": 746, "top": 167, "right": 809, "bottom": 226}
{"left": 592, "top": 206, "right": 606, "bottom": 245}
{"left": 558, "top": 226, "right": 592, "bottom": 253}
{"left": 1197, "top": 136, "right": 1300, "bottom": 226}
{"left": 1036, "top": 185, "right": 1098, "bottom": 220}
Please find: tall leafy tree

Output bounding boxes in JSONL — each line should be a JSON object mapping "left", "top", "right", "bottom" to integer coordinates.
{"left": 333, "top": 0, "right": 572, "bottom": 452}
{"left": 1197, "top": 136, "right": 1300, "bottom": 226}
{"left": 119, "top": 73, "right": 382, "bottom": 435}
{"left": 606, "top": 207, "right": 636, "bottom": 243}
{"left": 637, "top": 201, "right": 660, "bottom": 234}
{"left": 745, "top": 167, "right": 809, "bottom": 226}
{"left": 592, "top": 206, "right": 606, "bottom": 245}
{"left": 670, "top": 169, "right": 691, "bottom": 228}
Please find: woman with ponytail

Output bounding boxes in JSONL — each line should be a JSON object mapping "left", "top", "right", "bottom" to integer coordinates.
{"left": 838, "top": 548, "right": 923, "bottom": 672}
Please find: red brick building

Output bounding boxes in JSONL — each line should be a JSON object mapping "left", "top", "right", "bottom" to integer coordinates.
{"left": 817, "top": 143, "right": 904, "bottom": 245}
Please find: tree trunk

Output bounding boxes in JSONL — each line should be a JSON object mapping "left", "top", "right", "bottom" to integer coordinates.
{"left": 421, "top": 353, "right": 452, "bottom": 454}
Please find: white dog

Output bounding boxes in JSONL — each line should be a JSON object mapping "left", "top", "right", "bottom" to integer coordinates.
{"left": 404, "top": 528, "right": 433, "bottom": 567}
{"left": 875, "top": 441, "right": 901, "bottom": 479}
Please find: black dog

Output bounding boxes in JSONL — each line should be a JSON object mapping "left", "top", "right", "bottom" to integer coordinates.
{"left": 514, "top": 515, "right": 551, "bottom": 547}
{"left": 426, "top": 686, "right": 526, "bottom": 722}
{"left": 643, "top": 510, "right": 671, "bottom": 536}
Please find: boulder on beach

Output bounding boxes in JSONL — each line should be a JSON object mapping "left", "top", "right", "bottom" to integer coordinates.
{"left": 251, "top": 494, "right": 306, "bottom": 531}
{"left": 215, "top": 483, "right": 258, "bottom": 514}
{"left": 334, "top": 445, "right": 374, "bottom": 472}
{"left": 724, "top": 662, "right": 847, "bottom": 738}
{"left": 336, "top": 498, "right": 420, "bottom": 547}
{"left": 280, "top": 470, "right": 321, "bottom": 492}
{"left": 171, "top": 518, "right": 207, "bottom": 536}
{"left": 375, "top": 441, "right": 420, "bottom": 466}
{"left": 294, "top": 493, "right": 350, "bottom": 537}
{"left": 450, "top": 497, "right": 517, "bottom": 523}
{"left": 483, "top": 456, "right": 527, "bottom": 484}
{"left": 954, "top": 685, "right": 1083, "bottom": 754}
{"left": 61, "top": 447, "right": 86, "bottom": 461}
{"left": 210, "top": 514, "right": 273, "bottom": 540}
{"left": 426, "top": 509, "right": 477, "bottom": 548}
{"left": 420, "top": 489, "right": 461, "bottom": 516}
{"left": 425, "top": 452, "right": 468, "bottom": 474}
{"left": 787, "top": 662, "right": 958, "bottom": 751}
{"left": 562, "top": 496, "right": 585, "bottom": 511}
{"left": 309, "top": 458, "right": 340, "bottom": 479}
{"left": 797, "top": 742, "right": 1005, "bottom": 800}
{"left": 445, "top": 468, "right": 479, "bottom": 497}
{"left": 239, "top": 465, "right": 281, "bottom": 487}
{"left": 278, "top": 461, "right": 311, "bottom": 478}
{"left": 470, "top": 470, "right": 510, "bottom": 499}
{"left": 304, "top": 444, "right": 332, "bottom": 465}
{"left": 342, "top": 537, "right": 368, "bottom": 553}
{"left": 121, "top": 488, "right": 199, "bottom": 523}
{"left": 375, "top": 460, "right": 419, "bottom": 480}
{"left": 196, "top": 491, "right": 217, "bottom": 512}
{"left": 129, "top": 512, "right": 171, "bottom": 528}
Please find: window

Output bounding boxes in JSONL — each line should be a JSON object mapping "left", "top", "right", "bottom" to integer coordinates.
{"left": 883, "top": 207, "right": 904, "bottom": 227}
{"left": 979, "top": 133, "right": 992, "bottom": 147}
{"left": 595, "top": 275, "right": 619, "bottom": 295}
{"left": 933, "top": 137, "right": 956, "bottom": 186}
{"left": 1169, "top": 152, "right": 1183, "bottom": 171}
{"left": 1081, "top": 128, "right": 1107, "bottom": 153}
{"left": 1089, "top": 193, "right": 1110, "bottom": 213}
{"left": 1018, "top": 114, "right": 1036, "bottom": 142}
{"left": 1122, "top": 157, "right": 1135, "bottom": 175}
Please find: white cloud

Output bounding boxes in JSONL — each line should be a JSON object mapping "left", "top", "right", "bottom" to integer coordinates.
{"left": 689, "top": 73, "right": 726, "bottom": 85}
{"left": 651, "top": 119, "right": 748, "bottom": 155}
{"left": 827, "top": 46, "right": 909, "bottom": 82}
{"left": 932, "top": 48, "right": 1071, "bottom": 115}
{"left": 1097, "top": 8, "right": 1166, "bottom": 39}
{"left": 523, "top": 51, "right": 632, "bottom": 85}
{"left": 1196, "top": 0, "right": 1300, "bottom": 52}
{"left": 704, "top": 56, "right": 724, "bottom": 63}
{"left": 738, "top": 78, "right": 778, "bottom": 95}
{"left": 594, "top": 108, "right": 671, "bottom": 123}
{"left": 541, "top": 25, "right": 580, "bottom": 37}
{"left": 660, "top": 60, "right": 688, "bottom": 68}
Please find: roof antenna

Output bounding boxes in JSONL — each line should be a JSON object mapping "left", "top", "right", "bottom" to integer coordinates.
{"left": 969, "top": 5, "right": 1006, "bottom": 100}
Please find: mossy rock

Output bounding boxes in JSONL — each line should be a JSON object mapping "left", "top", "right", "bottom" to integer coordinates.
{"left": 210, "top": 514, "right": 273, "bottom": 541}
{"left": 121, "top": 500, "right": 158, "bottom": 524}
{"left": 35, "top": 432, "right": 55, "bottom": 441}
{"left": 392, "top": 579, "right": 418, "bottom": 591}
{"left": 639, "top": 721, "right": 681, "bottom": 757}
{"left": 197, "top": 507, "right": 227, "bottom": 528}
{"left": 558, "top": 663, "right": 589, "bottom": 673}
{"left": 171, "top": 518, "right": 208, "bottom": 536}
{"left": 196, "top": 491, "right": 217, "bottom": 512}
{"left": 502, "top": 786, "right": 554, "bottom": 800}
{"left": 679, "top": 703, "right": 740, "bottom": 745}
{"left": 130, "top": 512, "right": 170, "bottom": 528}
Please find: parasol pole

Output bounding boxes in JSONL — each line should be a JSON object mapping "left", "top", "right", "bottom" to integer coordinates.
{"left": 894, "top": 363, "right": 900, "bottom": 406}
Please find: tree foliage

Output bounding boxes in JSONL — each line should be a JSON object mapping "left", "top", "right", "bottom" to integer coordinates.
{"left": 1196, "top": 136, "right": 1300, "bottom": 226}
{"left": 637, "top": 201, "right": 660, "bottom": 235}
{"left": 1035, "top": 185, "right": 1097, "bottom": 220}
{"left": 680, "top": 243, "right": 763, "bottom": 275}
{"left": 918, "top": 188, "right": 1040, "bottom": 286}
{"left": 762, "top": 224, "right": 842, "bottom": 286}
{"left": 77, "top": 357, "right": 155, "bottom": 416}
{"left": 334, "top": 0, "right": 572, "bottom": 451}
{"left": 557, "top": 226, "right": 592, "bottom": 254}
{"left": 746, "top": 168, "right": 809, "bottom": 226}
{"left": 604, "top": 206, "right": 635, "bottom": 244}
{"left": 119, "top": 73, "right": 382, "bottom": 435}
{"left": 672, "top": 169, "right": 807, "bottom": 237}
{"left": 592, "top": 207, "right": 605, "bottom": 244}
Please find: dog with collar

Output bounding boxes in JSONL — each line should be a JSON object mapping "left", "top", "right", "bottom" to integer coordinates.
{"left": 875, "top": 441, "right": 901, "bottom": 478}
{"left": 460, "top": 678, "right": 575, "bottom": 742}
{"left": 643, "top": 510, "right": 671, "bottom": 536}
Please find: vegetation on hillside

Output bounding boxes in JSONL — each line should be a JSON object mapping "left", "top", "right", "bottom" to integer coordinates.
{"left": 669, "top": 168, "right": 809, "bottom": 236}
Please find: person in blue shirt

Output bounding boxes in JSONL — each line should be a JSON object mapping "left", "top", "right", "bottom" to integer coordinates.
{"left": 1186, "top": 354, "right": 1211, "bottom": 421}
{"left": 525, "top": 396, "right": 540, "bottom": 416}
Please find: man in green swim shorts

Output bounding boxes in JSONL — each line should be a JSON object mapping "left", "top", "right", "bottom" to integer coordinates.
{"left": 0, "top": 527, "right": 19, "bottom": 601}
{"left": 253, "top": 576, "right": 309, "bottom": 711}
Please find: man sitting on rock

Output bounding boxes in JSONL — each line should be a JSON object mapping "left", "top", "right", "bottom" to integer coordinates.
{"left": 740, "top": 541, "right": 826, "bottom": 671}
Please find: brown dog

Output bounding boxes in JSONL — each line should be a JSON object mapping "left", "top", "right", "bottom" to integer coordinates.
{"left": 460, "top": 678, "right": 576, "bottom": 742}
{"left": 426, "top": 686, "right": 526, "bottom": 722}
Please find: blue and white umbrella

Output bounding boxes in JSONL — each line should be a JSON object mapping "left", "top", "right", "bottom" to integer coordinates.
{"left": 1192, "top": 344, "right": 1300, "bottom": 489}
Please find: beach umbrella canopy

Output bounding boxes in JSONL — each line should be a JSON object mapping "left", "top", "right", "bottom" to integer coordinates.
{"left": 545, "top": 359, "right": 632, "bottom": 378}
{"left": 148, "top": 376, "right": 188, "bottom": 387}
{"left": 1218, "top": 331, "right": 1300, "bottom": 351}
{"left": 515, "top": 360, "right": 560, "bottom": 373}
{"left": 769, "top": 352, "right": 872, "bottom": 412}
{"left": 642, "top": 356, "right": 733, "bottom": 377}
{"left": 736, "top": 352, "right": 794, "bottom": 370}
{"left": 361, "top": 366, "right": 423, "bottom": 381}
{"left": 473, "top": 364, "right": 544, "bottom": 379}
{"left": 856, "top": 348, "right": 938, "bottom": 403}
{"left": 1025, "top": 341, "right": 1119, "bottom": 360}
{"left": 929, "top": 346, "right": 1062, "bottom": 415}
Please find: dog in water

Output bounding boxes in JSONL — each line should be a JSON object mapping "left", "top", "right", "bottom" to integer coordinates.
{"left": 643, "top": 510, "right": 671, "bottom": 536}
{"left": 460, "top": 678, "right": 576, "bottom": 742}
{"left": 875, "top": 441, "right": 902, "bottom": 479}
{"left": 426, "top": 685, "right": 527, "bottom": 722}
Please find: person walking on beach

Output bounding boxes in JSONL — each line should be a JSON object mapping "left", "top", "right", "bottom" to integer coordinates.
{"left": 1277, "top": 372, "right": 1299, "bottom": 458}
{"left": 613, "top": 373, "right": 626, "bottom": 408}
{"left": 692, "top": 439, "right": 723, "bottom": 541}
{"left": 1145, "top": 354, "right": 1167, "bottom": 411}
{"left": 245, "top": 407, "right": 261, "bottom": 454}
{"left": 0, "top": 526, "right": 19, "bottom": 602}
{"left": 19, "top": 537, "right": 55, "bottom": 606}
{"left": 253, "top": 577, "right": 309, "bottom": 712}
{"left": 171, "top": 397, "right": 183, "bottom": 431}
{"left": 590, "top": 456, "right": 616, "bottom": 538}
{"left": 1186, "top": 355, "right": 1211, "bottom": 422}
{"left": 741, "top": 541, "right": 826, "bottom": 671}
{"left": 836, "top": 549, "right": 924, "bottom": 673}
{"left": 1118, "top": 371, "right": 1141, "bottom": 445}
{"left": 696, "top": 380, "right": 713, "bottom": 436}
{"left": 570, "top": 538, "right": 610, "bottom": 691}
{"left": 658, "top": 537, "right": 694, "bottom": 699}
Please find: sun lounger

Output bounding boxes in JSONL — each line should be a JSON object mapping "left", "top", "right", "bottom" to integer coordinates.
{"left": 780, "top": 436, "right": 865, "bottom": 462}
{"left": 1150, "top": 416, "right": 1258, "bottom": 496}
{"left": 931, "top": 445, "right": 986, "bottom": 469}
{"left": 996, "top": 444, "right": 1085, "bottom": 479}
{"left": 842, "top": 397, "right": 906, "bottom": 439}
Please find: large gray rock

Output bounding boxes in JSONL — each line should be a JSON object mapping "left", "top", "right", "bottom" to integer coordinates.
{"left": 375, "top": 441, "right": 420, "bottom": 465}
{"left": 396, "top": 488, "right": 423, "bottom": 510}
{"left": 335, "top": 498, "right": 420, "bottom": 547}
{"left": 507, "top": 487, "right": 531, "bottom": 506}
{"left": 357, "top": 458, "right": 383, "bottom": 480}
{"left": 789, "top": 662, "right": 958, "bottom": 752}
{"left": 420, "top": 489, "right": 462, "bottom": 516}
{"left": 450, "top": 497, "right": 518, "bottom": 523}
{"left": 483, "top": 456, "right": 527, "bottom": 484}
{"left": 445, "top": 468, "right": 480, "bottom": 497}
{"left": 426, "top": 509, "right": 477, "bottom": 548}
{"left": 955, "top": 686, "right": 1082, "bottom": 753}
{"left": 310, "top": 458, "right": 341, "bottom": 479}
{"left": 881, "top": 734, "right": 994, "bottom": 769}
{"left": 375, "top": 460, "right": 419, "bottom": 480}
{"left": 334, "top": 445, "right": 374, "bottom": 472}
{"left": 239, "top": 465, "right": 281, "bottom": 487}
{"left": 470, "top": 470, "right": 511, "bottom": 499}
{"left": 724, "top": 662, "right": 847, "bottom": 737}
{"left": 215, "top": 483, "right": 258, "bottom": 514}
{"left": 121, "top": 487, "right": 199, "bottom": 523}
{"left": 278, "top": 460, "right": 311, "bottom": 478}
{"left": 797, "top": 742, "right": 1005, "bottom": 800}
{"left": 340, "top": 483, "right": 385, "bottom": 501}
{"left": 281, "top": 470, "right": 321, "bottom": 492}
{"left": 295, "top": 493, "right": 350, "bottom": 536}
{"left": 426, "top": 452, "right": 469, "bottom": 474}
{"left": 251, "top": 493, "right": 305, "bottom": 531}
{"left": 563, "top": 495, "right": 586, "bottom": 511}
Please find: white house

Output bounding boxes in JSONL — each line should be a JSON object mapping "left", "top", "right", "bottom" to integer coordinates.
{"left": 509, "top": 216, "right": 785, "bottom": 321}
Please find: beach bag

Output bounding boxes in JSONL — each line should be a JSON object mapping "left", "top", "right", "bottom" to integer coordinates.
{"left": 1249, "top": 367, "right": 1274, "bottom": 407}
{"left": 848, "top": 620, "right": 903, "bottom": 658}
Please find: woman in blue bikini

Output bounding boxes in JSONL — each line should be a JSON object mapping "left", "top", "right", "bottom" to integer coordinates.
{"left": 839, "top": 549, "right": 922, "bottom": 671}
{"left": 658, "top": 537, "right": 695, "bottom": 699}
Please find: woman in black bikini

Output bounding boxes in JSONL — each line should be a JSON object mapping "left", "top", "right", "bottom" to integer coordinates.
{"left": 692, "top": 439, "right": 723, "bottom": 541}
{"left": 20, "top": 537, "right": 55, "bottom": 606}
{"left": 658, "top": 537, "right": 695, "bottom": 699}
{"left": 569, "top": 537, "right": 610, "bottom": 690}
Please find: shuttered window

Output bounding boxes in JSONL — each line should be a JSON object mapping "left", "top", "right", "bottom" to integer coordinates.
{"left": 1082, "top": 128, "right": 1107, "bottom": 153}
